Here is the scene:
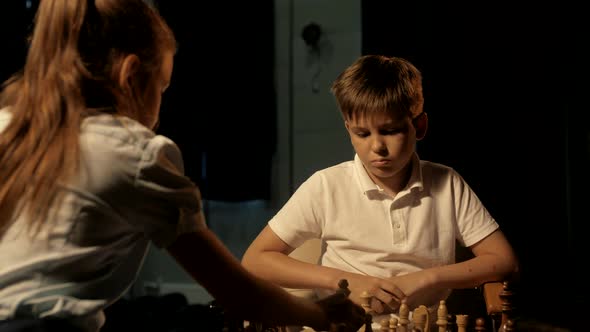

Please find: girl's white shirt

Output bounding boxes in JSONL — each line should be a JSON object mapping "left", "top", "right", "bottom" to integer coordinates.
{"left": 0, "top": 109, "right": 206, "bottom": 332}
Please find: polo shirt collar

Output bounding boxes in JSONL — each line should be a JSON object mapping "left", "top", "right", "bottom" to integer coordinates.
{"left": 354, "top": 153, "right": 424, "bottom": 196}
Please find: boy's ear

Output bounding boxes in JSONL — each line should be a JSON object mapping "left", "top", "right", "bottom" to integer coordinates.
{"left": 415, "top": 112, "right": 428, "bottom": 140}
{"left": 118, "top": 54, "right": 140, "bottom": 93}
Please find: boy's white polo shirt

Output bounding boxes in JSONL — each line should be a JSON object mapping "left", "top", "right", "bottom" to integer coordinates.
{"left": 269, "top": 153, "right": 498, "bottom": 306}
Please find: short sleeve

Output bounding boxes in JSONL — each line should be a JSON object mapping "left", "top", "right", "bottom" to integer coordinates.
{"left": 269, "top": 172, "right": 325, "bottom": 248}
{"left": 131, "top": 135, "right": 206, "bottom": 248}
{"left": 451, "top": 170, "right": 499, "bottom": 247}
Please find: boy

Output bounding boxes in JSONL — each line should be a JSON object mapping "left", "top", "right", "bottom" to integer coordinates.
{"left": 242, "top": 55, "right": 518, "bottom": 319}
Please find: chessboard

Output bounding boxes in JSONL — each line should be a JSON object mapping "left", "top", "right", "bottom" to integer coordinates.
{"left": 280, "top": 300, "right": 493, "bottom": 332}
{"left": 245, "top": 280, "right": 516, "bottom": 332}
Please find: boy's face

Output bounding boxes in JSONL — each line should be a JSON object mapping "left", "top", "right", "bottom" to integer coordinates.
{"left": 345, "top": 111, "right": 419, "bottom": 190}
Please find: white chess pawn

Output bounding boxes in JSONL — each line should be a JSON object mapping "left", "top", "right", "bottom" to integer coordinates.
{"left": 360, "top": 290, "right": 373, "bottom": 314}
{"left": 436, "top": 300, "right": 448, "bottom": 332}
{"left": 398, "top": 300, "right": 410, "bottom": 332}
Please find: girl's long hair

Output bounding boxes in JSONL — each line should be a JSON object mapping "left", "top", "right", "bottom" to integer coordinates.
{"left": 0, "top": 0, "right": 176, "bottom": 237}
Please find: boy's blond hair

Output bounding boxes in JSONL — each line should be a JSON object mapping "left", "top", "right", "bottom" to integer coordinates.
{"left": 331, "top": 55, "right": 424, "bottom": 121}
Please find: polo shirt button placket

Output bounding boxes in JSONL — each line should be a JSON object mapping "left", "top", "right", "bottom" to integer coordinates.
{"left": 391, "top": 208, "right": 405, "bottom": 243}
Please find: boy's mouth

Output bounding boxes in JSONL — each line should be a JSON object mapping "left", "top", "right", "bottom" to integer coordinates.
{"left": 371, "top": 159, "right": 391, "bottom": 167}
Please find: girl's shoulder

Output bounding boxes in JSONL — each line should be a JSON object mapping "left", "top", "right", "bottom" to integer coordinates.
{"left": 80, "top": 114, "right": 182, "bottom": 175}
{"left": 81, "top": 113, "right": 156, "bottom": 145}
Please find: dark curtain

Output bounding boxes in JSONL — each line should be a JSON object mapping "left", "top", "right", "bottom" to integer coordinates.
{"left": 1, "top": 1, "right": 277, "bottom": 202}
{"left": 0, "top": 1, "right": 38, "bottom": 84}
{"left": 152, "top": 2, "right": 277, "bottom": 202}
{"left": 362, "top": 1, "right": 585, "bottom": 330}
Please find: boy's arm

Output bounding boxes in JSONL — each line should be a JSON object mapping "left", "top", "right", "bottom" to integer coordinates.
{"left": 387, "top": 229, "right": 519, "bottom": 308}
{"left": 439, "top": 228, "right": 519, "bottom": 288}
{"left": 242, "top": 225, "right": 340, "bottom": 290}
{"left": 242, "top": 225, "right": 405, "bottom": 312}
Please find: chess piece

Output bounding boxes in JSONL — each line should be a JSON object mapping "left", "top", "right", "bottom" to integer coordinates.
{"left": 498, "top": 281, "right": 516, "bottom": 332}
{"left": 364, "top": 314, "right": 374, "bottom": 332}
{"left": 455, "top": 314, "right": 468, "bottom": 332}
{"left": 360, "top": 291, "right": 373, "bottom": 314}
{"left": 445, "top": 315, "right": 455, "bottom": 332}
{"left": 337, "top": 279, "right": 351, "bottom": 297}
{"left": 412, "top": 305, "right": 430, "bottom": 332}
{"left": 504, "top": 319, "right": 515, "bottom": 332}
{"left": 475, "top": 317, "right": 486, "bottom": 331}
{"left": 381, "top": 318, "right": 389, "bottom": 332}
{"left": 389, "top": 315, "right": 398, "bottom": 332}
{"left": 436, "top": 300, "right": 448, "bottom": 332}
{"left": 320, "top": 279, "right": 354, "bottom": 306}
{"left": 398, "top": 300, "right": 410, "bottom": 332}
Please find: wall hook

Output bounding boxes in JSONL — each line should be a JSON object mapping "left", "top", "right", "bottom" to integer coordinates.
{"left": 301, "top": 22, "right": 323, "bottom": 93}
{"left": 301, "top": 22, "right": 322, "bottom": 54}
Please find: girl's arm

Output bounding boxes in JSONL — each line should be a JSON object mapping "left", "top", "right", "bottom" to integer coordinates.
{"left": 166, "top": 227, "right": 365, "bottom": 331}
{"left": 241, "top": 225, "right": 405, "bottom": 313}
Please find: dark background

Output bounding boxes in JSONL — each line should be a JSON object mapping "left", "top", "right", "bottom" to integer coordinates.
{"left": 153, "top": 1, "right": 277, "bottom": 202}
{"left": 1, "top": 0, "right": 588, "bottom": 330}
{"left": 0, "top": 0, "right": 277, "bottom": 202}
{"left": 362, "top": 0, "right": 589, "bottom": 329}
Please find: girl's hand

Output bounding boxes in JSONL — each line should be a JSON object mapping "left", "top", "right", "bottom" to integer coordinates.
{"left": 315, "top": 281, "right": 366, "bottom": 332}
{"left": 338, "top": 274, "right": 405, "bottom": 314}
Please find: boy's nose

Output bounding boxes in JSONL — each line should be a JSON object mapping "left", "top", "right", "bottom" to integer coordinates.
{"left": 371, "top": 137, "right": 387, "bottom": 153}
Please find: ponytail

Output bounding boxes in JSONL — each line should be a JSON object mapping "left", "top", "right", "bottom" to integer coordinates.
{"left": 0, "top": 0, "right": 177, "bottom": 237}
{"left": 0, "top": 0, "right": 88, "bottom": 236}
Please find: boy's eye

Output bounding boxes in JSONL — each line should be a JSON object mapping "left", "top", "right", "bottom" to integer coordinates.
{"left": 354, "top": 131, "right": 370, "bottom": 138}
{"left": 382, "top": 128, "right": 402, "bottom": 135}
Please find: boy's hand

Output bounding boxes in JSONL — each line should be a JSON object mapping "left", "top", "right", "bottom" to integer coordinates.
{"left": 343, "top": 273, "right": 405, "bottom": 314}
{"left": 386, "top": 272, "right": 438, "bottom": 309}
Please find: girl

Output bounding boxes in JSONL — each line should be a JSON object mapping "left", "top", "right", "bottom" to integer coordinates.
{"left": 0, "top": 1, "right": 364, "bottom": 331}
